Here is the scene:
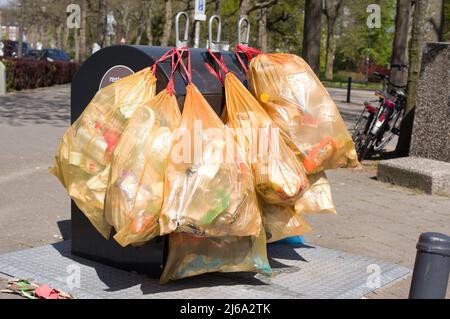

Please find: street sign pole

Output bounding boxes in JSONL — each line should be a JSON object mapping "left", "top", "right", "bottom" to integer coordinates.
{"left": 194, "top": 21, "right": 200, "bottom": 48}
{"left": 17, "top": 1, "right": 24, "bottom": 58}
{"left": 193, "top": 0, "right": 206, "bottom": 48}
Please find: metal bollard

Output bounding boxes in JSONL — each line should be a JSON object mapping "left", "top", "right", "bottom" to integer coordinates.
{"left": 0, "top": 61, "right": 6, "bottom": 95}
{"left": 409, "top": 232, "right": 450, "bottom": 299}
{"left": 346, "top": 76, "right": 352, "bottom": 103}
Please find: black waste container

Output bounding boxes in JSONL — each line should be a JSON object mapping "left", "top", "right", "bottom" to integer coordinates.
{"left": 70, "top": 45, "right": 247, "bottom": 277}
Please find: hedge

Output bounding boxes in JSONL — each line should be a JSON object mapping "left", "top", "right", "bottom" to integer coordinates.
{"left": 1, "top": 58, "right": 80, "bottom": 92}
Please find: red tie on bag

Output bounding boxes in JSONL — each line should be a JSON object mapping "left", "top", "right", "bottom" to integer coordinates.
{"left": 235, "top": 44, "right": 262, "bottom": 74}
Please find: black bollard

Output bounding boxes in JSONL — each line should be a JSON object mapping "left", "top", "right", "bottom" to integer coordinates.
{"left": 409, "top": 232, "right": 450, "bottom": 299}
{"left": 346, "top": 77, "right": 352, "bottom": 103}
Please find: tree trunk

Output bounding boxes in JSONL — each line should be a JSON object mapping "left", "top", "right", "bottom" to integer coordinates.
{"left": 240, "top": 0, "right": 251, "bottom": 18}
{"left": 302, "top": 0, "right": 322, "bottom": 76}
{"left": 395, "top": 0, "right": 444, "bottom": 156}
{"left": 214, "top": 0, "right": 221, "bottom": 14}
{"left": 257, "top": 7, "right": 268, "bottom": 51}
{"left": 135, "top": 28, "right": 142, "bottom": 45}
{"left": 80, "top": 0, "right": 87, "bottom": 60}
{"left": 323, "top": 0, "right": 343, "bottom": 80}
{"left": 324, "top": 33, "right": 335, "bottom": 80}
{"left": 120, "top": 5, "right": 130, "bottom": 42}
{"left": 146, "top": 1, "right": 153, "bottom": 45}
{"left": 97, "top": 0, "right": 107, "bottom": 47}
{"left": 390, "top": 0, "right": 412, "bottom": 87}
{"left": 74, "top": 28, "right": 80, "bottom": 62}
{"left": 63, "top": 25, "right": 70, "bottom": 51}
{"left": 56, "top": 25, "right": 62, "bottom": 49}
{"left": 160, "top": 0, "right": 172, "bottom": 47}
{"left": 134, "top": 10, "right": 144, "bottom": 45}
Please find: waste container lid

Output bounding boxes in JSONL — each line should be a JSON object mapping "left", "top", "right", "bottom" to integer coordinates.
{"left": 416, "top": 232, "right": 450, "bottom": 257}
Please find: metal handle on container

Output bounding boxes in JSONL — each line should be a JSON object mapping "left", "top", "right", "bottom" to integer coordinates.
{"left": 175, "top": 12, "right": 189, "bottom": 48}
{"left": 208, "top": 15, "right": 221, "bottom": 51}
{"left": 237, "top": 17, "right": 250, "bottom": 46}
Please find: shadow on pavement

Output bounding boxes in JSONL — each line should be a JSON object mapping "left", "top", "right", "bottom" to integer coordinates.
{"left": 0, "top": 86, "right": 70, "bottom": 127}
{"left": 57, "top": 220, "right": 72, "bottom": 240}
{"left": 50, "top": 237, "right": 310, "bottom": 294}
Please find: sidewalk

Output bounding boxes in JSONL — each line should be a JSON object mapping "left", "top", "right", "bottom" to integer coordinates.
{"left": 0, "top": 85, "right": 448, "bottom": 299}
{"left": 307, "top": 165, "right": 450, "bottom": 298}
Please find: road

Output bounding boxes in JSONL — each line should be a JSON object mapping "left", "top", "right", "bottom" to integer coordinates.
{"left": 0, "top": 85, "right": 448, "bottom": 299}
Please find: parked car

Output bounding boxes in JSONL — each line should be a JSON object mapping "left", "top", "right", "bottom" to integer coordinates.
{"left": 25, "top": 49, "right": 42, "bottom": 60}
{"left": 40, "top": 49, "right": 70, "bottom": 62}
{"left": 0, "top": 40, "right": 30, "bottom": 58}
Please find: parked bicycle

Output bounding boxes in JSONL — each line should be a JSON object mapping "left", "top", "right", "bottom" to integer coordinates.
{"left": 352, "top": 66, "right": 407, "bottom": 161}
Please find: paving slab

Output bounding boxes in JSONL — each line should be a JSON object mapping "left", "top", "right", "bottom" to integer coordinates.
{"left": 0, "top": 241, "right": 409, "bottom": 299}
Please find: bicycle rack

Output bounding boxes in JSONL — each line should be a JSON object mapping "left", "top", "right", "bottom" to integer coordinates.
{"left": 175, "top": 12, "right": 189, "bottom": 48}
{"left": 207, "top": 15, "right": 229, "bottom": 52}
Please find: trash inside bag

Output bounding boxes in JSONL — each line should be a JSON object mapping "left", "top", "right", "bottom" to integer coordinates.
{"left": 223, "top": 71, "right": 308, "bottom": 205}
{"left": 262, "top": 202, "right": 312, "bottom": 243}
{"left": 159, "top": 83, "right": 261, "bottom": 237}
{"left": 105, "top": 88, "right": 181, "bottom": 247}
{"left": 248, "top": 53, "right": 359, "bottom": 174}
{"left": 160, "top": 228, "right": 272, "bottom": 283}
{"left": 295, "top": 171, "right": 336, "bottom": 215}
{"left": 50, "top": 67, "right": 157, "bottom": 238}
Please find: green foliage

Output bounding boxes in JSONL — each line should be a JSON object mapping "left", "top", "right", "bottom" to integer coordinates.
{"left": 334, "top": 0, "right": 396, "bottom": 71}
{"left": 266, "top": 0, "right": 305, "bottom": 53}
{"left": 444, "top": 0, "right": 450, "bottom": 41}
{"left": 2, "top": 58, "right": 80, "bottom": 92}
{"left": 3, "top": 0, "right": 423, "bottom": 79}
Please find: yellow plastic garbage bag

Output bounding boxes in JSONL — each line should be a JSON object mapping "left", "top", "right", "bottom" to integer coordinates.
{"left": 105, "top": 88, "right": 181, "bottom": 247}
{"left": 50, "top": 67, "right": 157, "bottom": 238}
{"left": 262, "top": 203, "right": 312, "bottom": 243}
{"left": 295, "top": 171, "right": 336, "bottom": 215}
{"left": 160, "top": 228, "right": 272, "bottom": 283}
{"left": 159, "top": 83, "right": 261, "bottom": 237}
{"left": 247, "top": 53, "right": 359, "bottom": 174}
{"left": 207, "top": 51, "right": 308, "bottom": 205}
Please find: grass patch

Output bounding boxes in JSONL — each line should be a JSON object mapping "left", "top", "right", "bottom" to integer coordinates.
{"left": 434, "top": 191, "right": 450, "bottom": 198}
{"left": 408, "top": 188, "right": 425, "bottom": 195}
{"left": 322, "top": 80, "right": 382, "bottom": 91}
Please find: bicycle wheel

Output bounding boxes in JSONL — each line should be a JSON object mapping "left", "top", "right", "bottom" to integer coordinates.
{"left": 352, "top": 113, "right": 369, "bottom": 141}
{"left": 373, "top": 111, "right": 402, "bottom": 152}
{"left": 358, "top": 135, "right": 375, "bottom": 161}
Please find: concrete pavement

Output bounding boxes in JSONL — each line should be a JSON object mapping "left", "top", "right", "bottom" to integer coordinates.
{"left": 0, "top": 85, "right": 448, "bottom": 299}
